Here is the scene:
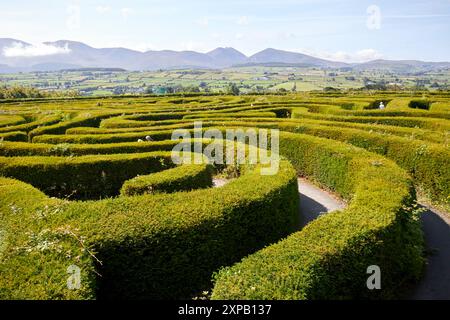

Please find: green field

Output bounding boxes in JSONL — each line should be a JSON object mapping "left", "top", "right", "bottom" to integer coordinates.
{"left": 1, "top": 66, "right": 449, "bottom": 96}
{"left": 0, "top": 92, "right": 448, "bottom": 300}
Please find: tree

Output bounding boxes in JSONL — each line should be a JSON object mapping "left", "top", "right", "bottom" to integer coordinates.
{"left": 227, "top": 83, "right": 240, "bottom": 96}
{"left": 0, "top": 85, "right": 78, "bottom": 99}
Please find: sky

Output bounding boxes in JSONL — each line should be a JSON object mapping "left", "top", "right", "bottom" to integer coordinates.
{"left": 0, "top": 0, "right": 449, "bottom": 62}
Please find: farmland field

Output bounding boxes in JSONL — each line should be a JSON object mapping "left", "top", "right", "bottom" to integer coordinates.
{"left": 1, "top": 66, "right": 449, "bottom": 96}
{"left": 0, "top": 92, "right": 449, "bottom": 300}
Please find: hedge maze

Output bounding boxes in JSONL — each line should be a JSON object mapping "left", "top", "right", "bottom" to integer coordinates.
{"left": 0, "top": 93, "right": 448, "bottom": 299}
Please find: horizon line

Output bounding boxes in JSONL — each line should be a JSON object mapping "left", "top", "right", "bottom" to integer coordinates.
{"left": 2, "top": 37, "right": 450, "bottom": 64}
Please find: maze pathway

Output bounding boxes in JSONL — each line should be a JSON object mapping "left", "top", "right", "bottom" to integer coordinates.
{"left": 298, "top": 178, "right": 346, "bottom": 229}
{"left": 411, "top": 207, "right": 450, "bottom": 300}
{"left": 0, "top": 94, "right": 448, "bottom": 300}
{"left": 299, "top": 178, "right": 450, "bottom": 300}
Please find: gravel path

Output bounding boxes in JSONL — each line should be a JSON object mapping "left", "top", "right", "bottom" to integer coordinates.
{"left": 410, "top": 206, "right": 450, "bottom": 300}
{"left": 297, "top": 178, "right": 345, "bottom": 228}
{"left": 297, "top": 178, "right": 450, "bottom": 300}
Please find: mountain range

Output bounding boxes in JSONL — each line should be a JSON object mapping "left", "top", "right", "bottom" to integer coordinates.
{"left": 1, "top": 38, "right": 449, "bottom": 73}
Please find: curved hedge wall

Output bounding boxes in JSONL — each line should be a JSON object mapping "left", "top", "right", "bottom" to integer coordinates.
{"left": 0, "top": 131, "right": 28, "bottom": 142}
{"left": 0, "top": 152, "right": 175, "bottom": 199}
{"left": 292, "top": 108, "right": 450, "bottom": 131}
{"left": 211, "top": 132, "right": 424, "bottom": 299}
{"left": 120, "top": 164, "right": 213, "bottom": 195}
{"left": 1, "top": 93, "right": 447, "bottom": 300}
{"left": 0, "top": 153, "right": 299, "bottom": 299}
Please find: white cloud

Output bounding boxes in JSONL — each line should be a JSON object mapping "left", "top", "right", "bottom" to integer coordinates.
{"left": 352, "top": 49, "right": 383, "bottom": 62}
{"left": 296, "top": 48, "right": 383, "bottom": 63}
{"left": 3, "top": 42, "right": 71, "bottom": 57}
{"left": 235, "top": 33, "right": 245, "bottom": 40}
{"left": 237, "top": 16, "right": 250, "bottom": 25}
{"left": 121, "top": 8, "right": 134, "bottom": 20}
{"left": 96, "top": 6, "right": 111, "bottom": 14}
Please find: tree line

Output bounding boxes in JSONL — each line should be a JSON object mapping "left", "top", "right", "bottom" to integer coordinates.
{"left": 0, "top": 86, "right": 79, "bottom": 99}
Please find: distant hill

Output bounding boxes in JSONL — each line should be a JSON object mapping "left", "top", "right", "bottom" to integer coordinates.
{"left": 0, "top": 38, "right": 449, "bottom": 73}
{"left": 207, "top": 47, "right": 248, "bottom": 67}
{"left": 0, "top": 64, "right": 19, "bottom": 73}
{"left": 248, "top": 48, "right": 348, "bottom": 68}
{"left": 0, "top": 38, "right": 30, "bottom": 49}
{"left": 58, "top": 67, "right": 127, "bottom": 72}
{"left": 31, "top": 63, "right": 83, "bottom": 72}
{"left": 353, "top": 59, "right": 450, "bottom": 73}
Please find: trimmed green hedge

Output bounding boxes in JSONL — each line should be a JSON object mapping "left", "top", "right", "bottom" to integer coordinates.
{"left": 211, "top": 132, "right": 424, "bottom": 300}
{"left": 69, "top": 117, "right": 449, "bottom": 144}
{"left": 66, "top": 122, "right": 194, "bottom": 134}
{"left": 32, "top": 130, "right": 177, "bottom": 144}
{"left": 0, "top": 93, "right": 446, "bottom": 301}
{"left": 32, "top": 126, "right": 237, "bottom": 144}
{"left": 0, "top": 160, "right": 299, "bottom": 299}
{"left": 0, "top": 177, "right": 98, "bottom": 299}
{"left": 430, "top": 101, "right": 450, "bottom": 113}
{"left": 409, "top": 99, "right": 431, "bottom": 110}
{"left": 99, "top": 118, "right": 157, "bottom": 128}
{"left": 28, "top": 111, "right": 131, "bottom": 140}
{"left": 0, "top": 131, "right": 28, "bottom": 142}
{"left": 121, "top": 164, "right": 213, "bottom": 196}
{"left": 182, "top": 119, "right": 448, "bottom": 206}
{"left": 0, "top": 115, "right": 26, "bottom": 128}
{"left": 0, "top": 152, "right": 175, "bottom": 199}
{"left": 292, "top": 108, "right": 450, "bottom": 131}
{"left": 0, "top": 115, "right": 62, "bottom": 134}
{"left": 341, "top": 109, "right": 449, "bottom": 119}
{"left": 273, "top": 122, "right": 450, "bottom": 206}
{"left": 285, "top": 119, "right": 448, "bottom": 144}
{"left": 220, "top": 116, "right": 448, "bottom": 144}
{"left": 5, "top": 118, "right": 450, "bottom": 208}
{"left": 183, "top": 112, "right": 276, "bottom": 120}
{"left": 0, "top": 140, "right": 214, "bottom": 157}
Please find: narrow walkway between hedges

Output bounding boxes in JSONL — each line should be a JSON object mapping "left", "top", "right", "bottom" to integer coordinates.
{"left": 410, "top": 206, "right": 450, "bottom": 300}
{"left": 297, "top": 178, "right": 345, "bottom": 229}
{"left": 298, "top": 178, "right": 450, "bottom": 300}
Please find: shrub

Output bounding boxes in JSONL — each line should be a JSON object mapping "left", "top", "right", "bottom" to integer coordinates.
{"left": 32, "top": 126, "right": 233, "bottom": 144}
{"left": 28, "top": 112, "right": 127, "bottom": 140}
{"left": 0, "top": 115, "right": 26, "bottom": 128}
{"left": 0, "top": 131, "right": 28, "bottom": 142}
{"left": 33, "top": 131, "right": 175, "bottom": 144}
{"left": 211, "top": 132, "right": 424, "bottom": 300}
{"left": 0, "top": 140, "right": 212, "bottom": 157}
{"left": 0, "top": 93, "right": 446, "bottom": 301}
{"left": 275, "top": 123, "right": 450, "bottom": 206}
{"left": 120, "top": 164, "right": 213, "bottom": 196}
{"left": 0, "top": 115, "right": 62, "bottom": 134}
{"left": 183, "top": 112, "right": 276, "bottom": 120}
{"left": 409, "top": 99, "right": 431, "bottom": 110}
{"left": 292, "top": 109, "right": 450, "bottom": 131}
{"left": 0, "top": 161, "right": 299, "bottom": 299}
{"left": 200, "top": 119, "right": 448, "bottom": 206}
{"left": 0, "top": 152, "right": 175, "bottom": 200}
